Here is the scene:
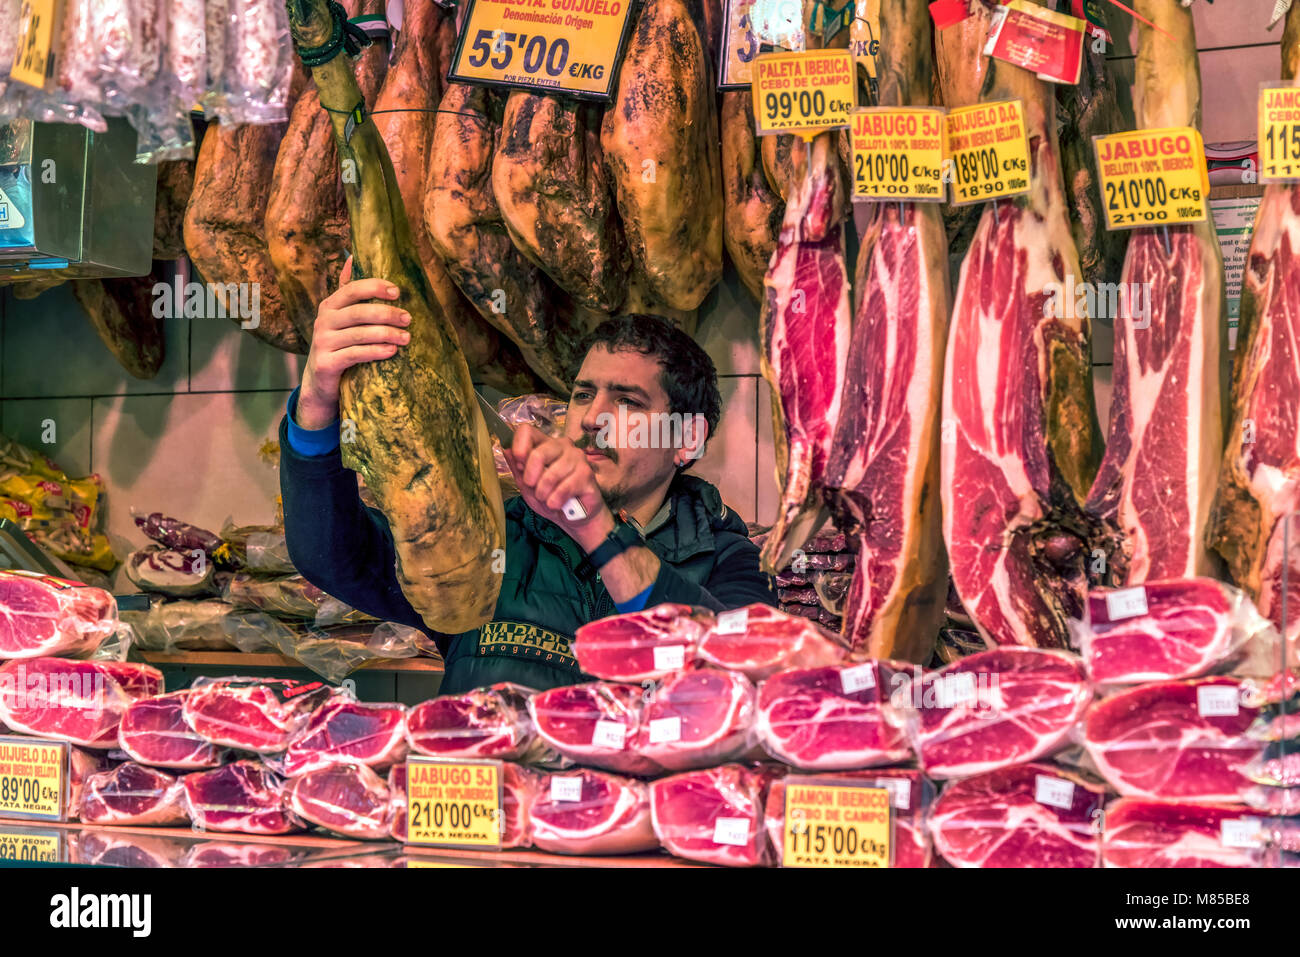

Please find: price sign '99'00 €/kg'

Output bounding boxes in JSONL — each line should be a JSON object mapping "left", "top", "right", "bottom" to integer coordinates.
{"left": 751, "top": 50, "right": 856, "bottom": 138}
{"left": 448, "top": 0, "right": 636, "bottom": 101}
{"left": 945, "top": 100, "right": 1030, "bottom": 206}
{"left": 1093, "top": 127, "right": 1208, "bottom": 228}
{"left": 783, "top": 780, "right": 892, "bottom": 868}
{"left": 405, "top": 758, "right": 503, "bottom": 850}
{"left": 851, "top": 107, "right": 946, "bottom": 201}
{"left": 0, "top": 736, "right": 66, "bottom": 822}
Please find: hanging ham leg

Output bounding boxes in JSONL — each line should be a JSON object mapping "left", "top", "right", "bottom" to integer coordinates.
{"left": 821, "top": 0, "right": 949, "bottom": 661}
{"left": 941, "top": 0, "right": 1101, "bottom": 649}
{"left": 285, "top": 0, "right": 504, "bottom": 634}
{"left": 1208, "top": 2, "right": 1300, "bottom": 652}
{"left": 722, "top": 90, "right": 783, "bottom": 302}
{"left": 1086, "top": 0, "right": 1227, "bottom": 585}
{"left": 71, "top": 273, "right": 166, "bottom": 379}
{"left": 759, "top": 132, "right": 852, "bottom": 574}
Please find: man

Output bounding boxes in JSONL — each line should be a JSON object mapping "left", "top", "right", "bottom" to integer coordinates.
{"left": 279, "top": 260, "right": 777, "bottom": 694}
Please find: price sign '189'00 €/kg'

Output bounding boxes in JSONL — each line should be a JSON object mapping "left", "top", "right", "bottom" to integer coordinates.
{"left": 851, "top": 107, "right": 946, "bottom": 201}
{"left": 1093, "top": 126, "right": 1209, "bottom": 228}
{"left": 782, "top": 780, "right": 892, "bottom": 868}
{"left": 945, "top": 100, "right": 1030, "bottom": 206}
{"left": 405, "top": 758, "right": 503, "bottom": 850}
{"left": 751, "top": 50, "right": 856, "bottom": 138}
{"left": 448, "top": 0, "right": 637, "bottom": 101}
{"left": 0, "top": 735, "right": 66, "bottom": 822}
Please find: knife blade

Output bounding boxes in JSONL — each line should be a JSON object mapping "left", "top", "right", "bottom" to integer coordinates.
{"left": 475, "top": 391, "right": 588, "bottom": 522}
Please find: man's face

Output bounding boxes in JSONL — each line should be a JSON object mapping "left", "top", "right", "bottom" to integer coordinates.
{"left": 566, "top": 345, "right": 703, "bottom": 510}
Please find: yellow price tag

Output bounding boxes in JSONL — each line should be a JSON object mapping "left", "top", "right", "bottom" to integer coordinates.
{"left": 11, "top": 0, "right": 61, "bottom": 91}
{"left": 850, "top": 107, "right": 946, "bottom": 201}
{"left": 1257, "top": 83, "right": 1300, "bottom": 183}
{"left": 0, "top": 827, "right": 61, "bottom": 863}
{"left": 406, "top": 860, "right": 475, "bottom": 868}
{"left": 782, "top": 781, "right": 891, "bottom": 868}
{"left": 404, "top": 758, "right": 503, "bottom": 849}
{"left": 945, "top": 100, "right": 1031, "bottom": 206}
{"left": 1093, "top": 126, "right": 1208, "bottom": 229}
{"left": 751, "top": 50, "right": 856, "bottom": 139}
{"left": 0, "top": 736, "right": 66, "bottom": 822}
{"left": 448, "top": 0, "right": 636, "bottom": 100}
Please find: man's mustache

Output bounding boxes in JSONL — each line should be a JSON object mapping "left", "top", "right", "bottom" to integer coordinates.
{"left": 575, "top": 432, "right": 618, "bottom": 463}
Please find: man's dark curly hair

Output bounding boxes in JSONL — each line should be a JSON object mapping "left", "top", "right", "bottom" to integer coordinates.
{"left": 574, "top": 314, "right": 722, "bottom": 471}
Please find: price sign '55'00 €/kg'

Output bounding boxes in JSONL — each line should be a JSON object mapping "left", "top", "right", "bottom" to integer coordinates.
{"left": 751, "top": 50, "right": 856, "bottom": 138}
{"left": 449, "top": 0, "right": 636, "bottom": 101}
{"left": 405, "top": 758, "right": 504, "bottom": 850}
{"left": 945, "top": 100, "right": 1030, "bottom": 206}
{"left": 1093, "top": 127, "right": 1209, "bottom": 228}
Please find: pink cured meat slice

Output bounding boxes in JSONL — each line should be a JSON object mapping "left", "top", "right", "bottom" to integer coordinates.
{"left": 79, "top": 762, "right": 188, "bottom": 826}
{"left": 696, "top": 603, "right": 847, "bottom": 681}
{"left": 649, "top": 763, "right": 780, "bottom": 867}
{"left": 529, "top": 769, "right": 657, "bottom": 855}
{"left": 0, "top": 569, "right": 117, "bottom": 659}
{"left": 636, "top": 668, "right": 756, "bottom": 772}
{"left": 764, "top": 768, "right": 936, "bottom": 868}
{"left": 285, "top": 763, "right": 392, "bottom": 840}
{"left": 182, "top": 843, "right": 297, "bottom": 868}
{"left": 181, "top": 760, "right": 303, "bottom": 835}
{"left": 280, "top": 699, "right": 408, "bottom": 776}
{"left": 928, "top": 762, "right": 1105, "bottom": 868}
{"left": 0, "top": 657, "right": 162, "bottom": 747}
{"left": 405, "top": 682, "right": 540, "bottom": 761}
{"left": 67, "top": 746, "right": 112, "bottom": 818}
{"left": 118, "top": 690, "right": 221, "bottom": 769}
{"left": 572, "top": 604, "right": 714, "bottom": 681}
{"left": 1101, "top": 798, "right": 1270, "bottom": 868}
{"left": 1074, "top": 579, "right": 1269, "bottom": 685}
{"left": 910, "top": 648, "right": 1091, "bottom": 779}
{"left": 72, "top": 831, "right": 190, "bottom": 868}
{"left": 1082, "top": 676, "right": 1263, "bottom": 802}
{"left": 181, "top": 676, "right": 334, "bottom": 753}
{"left": 755, "top": 660, "right": 911, "bottom": 770}
{"left": 528, "top": 682, "right": 659, "bottom": 776}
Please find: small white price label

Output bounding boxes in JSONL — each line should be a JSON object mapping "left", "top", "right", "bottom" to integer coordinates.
{"left": 591, "top": 720, "right": 627, "bottom": 749}
{"left": 713, "top": 816, "right": 751, "bottom": 847}
{"left": 936, "top": 672, "right": 977, "bottom": 708}
{"left": 1220, "top": 817, "right": 1263, "bottom": 848}
{"left": 715, "top": 609, "right": 750, "bottom": 634}
{"left": 648, "top": 716, "right": 682, "bottom": 744}
{"left": 840, "top": 663, "right": 877, "bottom": 694}
{"left": 1034, "top": 774, "right": 1076, "bottom": 810}
{"left": 881, "top": 778, "right": 911, "bottom": 811}
{"left": 653, "top": 644, "right": 686, "bottom": 671}
{"left": 1197, "top": 685, "right": 1240, "bottom": 717}
{"left": 550, "top": 776, "right": 583, "bottom": 803}
{"left": 1105, "top": 587, "right": 1149, "bottom": 621}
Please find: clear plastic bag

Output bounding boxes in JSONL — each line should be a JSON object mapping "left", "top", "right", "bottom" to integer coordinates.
{"left": 1069, "top": 578, "right": 1280, "bottom": 686}
{"left": 218, "top": 520, "right": 293, "bottom": 573}
{"left": 132, "top": 509, "right": 227, "bottom": 561}
{"left": 125, "top": 544, "right": 217, "bottom": 597}
{"left": 181, "top": 675, "right": 337, "bottom": 753}
{"left": 118, "top": 689, "right": 223, "bottom": 769}
{"left": 528, "top": 681, "right": 660, "bottom": 776}
{"left": 1101, "top": 797, "right": 1275, "bottom": 868}
{"left": 0, "top": 568, "right": 117, "bottom": 659}
{"left": 636, "top": 668, "right": 758, "bottom": 772}
{"left": 529, "top": 769, "right": 655, "bottom": 855}
{"left": 649, "top": 763, "right": 782, "bottom": 867}
{"left": 0, "top": 657, "right": 161, "bottom": 748}
{"left": 277, "top": 698, "right": 408, "bottom": 777}
{"left": 119, "top": 598, "right": 241, "bottom": 652}
{"left": 79, "top": 761, "right": 188, "bottom": 826}
{"left": 695, "top": 603, "right": 848, "bottom": 681}
{"left": 181, "top": 760, "right": 304, "bottom": 835}
{"left": 214, "top": 0, "right": 296, "bottom": 125}
{"left": 405, "top": 683, "right": 555, "bottom": 764}
{"left": 221, "top": 613, "right": 436, "bottom": 683}
{"left": 755, "top": 660, "right": 913, "bottom": 771}
{"left": 1081, "top": 676, "right": 1264, "bottom": 802}
{"left": 571, "top": 603, "right": 715, "bottom": 682}
{"left": 221, "top": 572, "right": 371, "bottom": 625}
{"left": 492, "top": 393, "right": 569, "bottom": 496}
{"left": 285, "top": 764, "right": 393, "bottom": 840}
{"left": 904, "top": 648, "right": 1092, "bottom": 779}
{"left": 929, "top": 762, "right": 1105, "bottom": 868}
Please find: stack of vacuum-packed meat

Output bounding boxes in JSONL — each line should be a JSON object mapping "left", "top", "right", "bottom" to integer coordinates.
{"left": 748, "top": 526, "right": 853, "bottom": 632}
{"left": 121, "top": 510, "right": 435, "bottom": 679}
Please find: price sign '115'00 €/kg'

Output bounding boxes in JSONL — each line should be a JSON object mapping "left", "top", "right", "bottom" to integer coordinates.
{"left": 405, "top": 758, "right": 504, "bottom": 850}
{"left": 782, "top": 780, "right": 892, "bottom": 868}
{"left": 1093, "top": 126, "right": 1208, "bottom": 228}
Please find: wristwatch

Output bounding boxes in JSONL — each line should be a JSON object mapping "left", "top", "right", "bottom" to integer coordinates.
{"left": 586, "top": 514, "right": 645, "bottom": 572}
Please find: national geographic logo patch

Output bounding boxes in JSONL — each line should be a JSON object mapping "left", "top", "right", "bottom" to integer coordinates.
{"left": 477, "top": 621, "right": 578, "bottom": 669}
